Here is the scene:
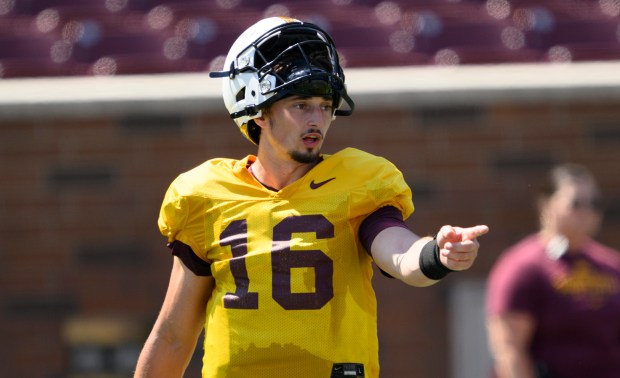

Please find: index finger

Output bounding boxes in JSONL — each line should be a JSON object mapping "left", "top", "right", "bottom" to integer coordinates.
{"left": 461, "top": 225, "right": 489, "bottom": 240}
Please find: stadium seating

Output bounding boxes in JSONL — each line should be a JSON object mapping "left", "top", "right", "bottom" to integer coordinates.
{"left": 0, "top": 0, "right": 618, "bottom": 78}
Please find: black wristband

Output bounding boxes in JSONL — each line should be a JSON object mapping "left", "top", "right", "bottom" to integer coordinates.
{"left": 419, "top": 237, "right": 455, "bottom": 280}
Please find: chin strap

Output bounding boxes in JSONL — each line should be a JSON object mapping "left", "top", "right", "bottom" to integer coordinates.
{"left": 209, "top": 60, "right": 246, "bottom": 79}
{"left": 208, "top": 70, "right": 231, "bottom": 78}
{"left": 230, "top": 105, "right": 260, "bottom": 120}
{"left": 334, "top": 91, "right": 354, "bottom": 116}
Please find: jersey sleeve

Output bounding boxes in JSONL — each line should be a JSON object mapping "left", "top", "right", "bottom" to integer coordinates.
{"left": 359, "top": 205, "right": 409, "bottom": 254}
{"left": 169, "top": 240, "right": 212, "bottom": 276}
{"left": 158, "top": 176, "right": 208, "bottom": 262}
{"left": 346, "top": 150, "right": 414, "bottom": 221}
{"left": 158, "top": 179, "right": 186, "bottom": 242}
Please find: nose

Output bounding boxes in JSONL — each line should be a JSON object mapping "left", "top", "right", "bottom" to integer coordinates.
{"left": 307, "top": 105, "right": 329, "bottom": 127}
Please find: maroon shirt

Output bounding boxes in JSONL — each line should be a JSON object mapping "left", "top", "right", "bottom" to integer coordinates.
{"left": 486, "top": 234, "right": 620, "bottom": 378}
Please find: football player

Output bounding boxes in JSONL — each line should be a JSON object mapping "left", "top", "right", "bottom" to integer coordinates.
{"left": 134, "top": 17, "right": 489, "bottom": 378}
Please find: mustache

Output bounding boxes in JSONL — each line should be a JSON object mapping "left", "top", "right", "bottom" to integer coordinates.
{"left": 303, "top": 128, "right": 323, "bottom": 137}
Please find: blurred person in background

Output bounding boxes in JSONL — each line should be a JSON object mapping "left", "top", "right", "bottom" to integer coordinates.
{"left": 486, "top": 163, "right": 620, "bottom": 378}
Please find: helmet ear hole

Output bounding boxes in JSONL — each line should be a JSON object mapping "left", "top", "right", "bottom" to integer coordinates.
{"left": 235, "top": 88, "right": 245, "bottom": 102}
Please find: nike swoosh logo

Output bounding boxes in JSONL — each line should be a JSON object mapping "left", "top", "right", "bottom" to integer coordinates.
{"left": 310, "top": 177, "right": 336, "bottom": 189}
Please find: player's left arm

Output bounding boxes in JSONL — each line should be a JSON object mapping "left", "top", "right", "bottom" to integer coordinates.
{"left": 370, "top": 224, "right": 489, "bottom": 286}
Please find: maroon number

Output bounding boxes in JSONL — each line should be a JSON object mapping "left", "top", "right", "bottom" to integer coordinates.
{"left": 272, "top": 215, "right": 334, "bottom": 310}
{"left": 220, "top": 219, "right": 259, "bottom": 309}
{"left": 219, "top": 215, "right": 334, "bottom": 310}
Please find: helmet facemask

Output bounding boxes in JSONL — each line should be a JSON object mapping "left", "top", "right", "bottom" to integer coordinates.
{"left": 255, "top": 38, "right": 344, "bottom": 109}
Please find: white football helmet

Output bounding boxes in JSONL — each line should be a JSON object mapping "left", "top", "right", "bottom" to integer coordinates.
{"left": 209, "top": 17, "right": 355, "bottom": 144}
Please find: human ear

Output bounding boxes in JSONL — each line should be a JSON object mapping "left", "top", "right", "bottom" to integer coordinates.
{"left": 253, "top": 115, "right": 267, "bottom": 128}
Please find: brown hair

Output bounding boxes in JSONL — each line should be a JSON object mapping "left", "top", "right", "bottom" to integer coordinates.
{"left": 538, "top": 163, "right": 598, "bottom": 200}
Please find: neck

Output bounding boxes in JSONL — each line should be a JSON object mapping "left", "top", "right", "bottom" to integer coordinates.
{"left": 250, "top": 155, "right": 317, "bottom": 191}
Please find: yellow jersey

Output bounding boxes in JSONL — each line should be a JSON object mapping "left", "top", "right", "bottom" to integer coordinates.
{"left": 159, "top": 147, "right": 414, "bottom": 378}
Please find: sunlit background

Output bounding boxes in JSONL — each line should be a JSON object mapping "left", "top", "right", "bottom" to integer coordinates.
{"left": 1, "top": 1, "right": 620, "bottom": 378}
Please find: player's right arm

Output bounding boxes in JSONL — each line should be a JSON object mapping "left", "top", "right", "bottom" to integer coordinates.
{"left": 368, "top": 223, "right": 488, "bottom": 287}
{"left": 134, "top": 256, "right": 214, "bottom": 378}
